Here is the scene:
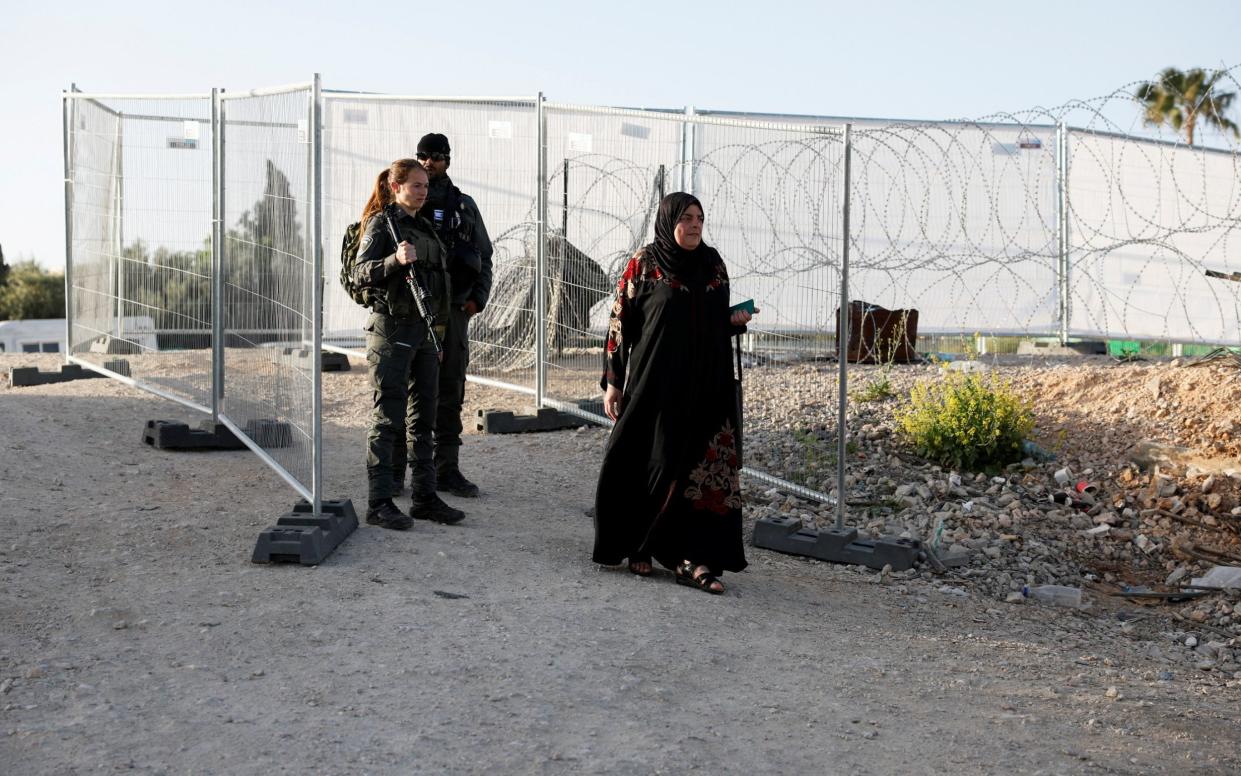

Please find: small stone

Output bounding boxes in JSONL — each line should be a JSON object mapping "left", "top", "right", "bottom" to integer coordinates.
{"left": 1104, "top": 686, "right": 1121, "bottom": 699}
{"left": 1006, "top": 592, "right": 1025, "bottom": 603}
{"left": 1146, "top": 376, "right": 1161, "bottom": 400}
{"left": 23, "top": 666, "right": 44, "bottom": 680}
{"left": 1185, "top": 635, "right": 1199, "bottom": 648}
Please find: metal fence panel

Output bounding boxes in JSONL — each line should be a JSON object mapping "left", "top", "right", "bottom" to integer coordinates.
{"left": 320, "top": 95, "right": 540, "bottom": 392}
{"left": 218, "top": 85, "right": 317, "bottom": 500}
{"left": 66, "top": 94, "right": 215, "bottom": 410}
{"left": 541, "top": 104, "right": 847, "bottom": 501}
{"left": 848, "top": 122, "right": 1061, "bottom": 337}
{"left": 1066, "top": 132, "right": 1241, "bottom": 343}
{"left": 64, "top": 74, "right": 1241, "bottom": 521}
{"left": 540, "top": 104, "right": 685, "bottom": 415}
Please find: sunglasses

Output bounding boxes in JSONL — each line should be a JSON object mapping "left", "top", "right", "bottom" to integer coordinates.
{"left": 416, "top": 152, "right": 450, "bottom": 163}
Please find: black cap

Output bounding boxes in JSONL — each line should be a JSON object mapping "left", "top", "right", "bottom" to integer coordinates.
{"left": 417, "top": 133, "right": 451, "bottom": 155}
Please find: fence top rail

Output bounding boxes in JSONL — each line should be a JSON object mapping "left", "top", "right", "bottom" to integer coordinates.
{"left": 219, "top": 81, "right": 314, "bottom": 100}
{"left": 695, "top": 107, "right": 1060, "bottom": 132}
{"left": 324, "top": 91, "right": 538, "bottom": 105}
{"left": 65, "top": 92, "right": 210, "bottom": 101}
{"left": 64, "top": 91, "right": 122, "bottom": 117}
{"left": 544, "top": 101, "right": 845, "bottom": 135}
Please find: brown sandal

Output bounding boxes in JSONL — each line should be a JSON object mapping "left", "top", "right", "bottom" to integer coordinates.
{"left": 674, "top": 560, "right": 724, "bottom": 594}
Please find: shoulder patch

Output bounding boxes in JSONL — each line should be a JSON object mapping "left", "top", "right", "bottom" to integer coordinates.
{"left": 359, "top": 234, "right": 373, "bottom": 254}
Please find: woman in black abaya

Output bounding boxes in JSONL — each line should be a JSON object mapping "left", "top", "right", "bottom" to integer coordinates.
{"left": 592, "top": 192, "right": 757, "bottom": 595}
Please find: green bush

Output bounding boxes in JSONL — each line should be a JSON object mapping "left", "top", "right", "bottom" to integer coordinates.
{"left": 851, "top": 375, "right": 896, "bottom": 403}
{"left": 897, "top": 371, "right": 1034, "bottom": 471}
{"left": 0, "top": 260, "right": 65, "bottom": 320}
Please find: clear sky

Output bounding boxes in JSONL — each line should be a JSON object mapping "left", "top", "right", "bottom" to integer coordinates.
{"left": 2, "top": 0, "right": 1238, "bottom": 270}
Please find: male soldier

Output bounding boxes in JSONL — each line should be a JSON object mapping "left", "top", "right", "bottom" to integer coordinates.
{"left": 415, "top": 133, "right": 493, "bottom": 498}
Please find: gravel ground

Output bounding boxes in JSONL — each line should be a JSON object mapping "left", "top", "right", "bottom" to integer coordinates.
{"left": 2, "top": 352, "right": 1240, "bottom": 775}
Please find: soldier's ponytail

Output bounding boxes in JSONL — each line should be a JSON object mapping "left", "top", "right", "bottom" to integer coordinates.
{"left": 360, "top": 159, "right": 422, "bottom": 233}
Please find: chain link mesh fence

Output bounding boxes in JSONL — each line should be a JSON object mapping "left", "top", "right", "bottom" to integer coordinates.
{"left": 320, "top": 94, "right": 540, "bottom": 394}
{"left": 218, "top": 84, "right": 318, "bottom": 500}
{"left": 65, "top": 93, "right": 214, "bottom": 410}
{"left": 64, "top": 69, "right": 1241, "bottom": 518}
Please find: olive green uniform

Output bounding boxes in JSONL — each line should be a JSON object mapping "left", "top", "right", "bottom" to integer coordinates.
{"left": 352, "top": 207, "right": 451, "bottom": 503}
{"left": 420, "top": 176, "right": 493, "bottom": 480}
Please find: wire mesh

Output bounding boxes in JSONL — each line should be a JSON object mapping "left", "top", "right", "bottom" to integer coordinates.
{"left": 64, "top": 67, "right": 1241, "bottom": 516}
{"left": 320, "top": 95, "right": 540, "bottom": 392}
{"left": 541, "top": 104, "right": 846, "bottom": 500}
{"left": 218, "top": 86, "right": 316, "bottom": 499}
{"left": 1065, "top": 131, "right": 1241, "bottom": 343}
{"left": 66, "top": 94, "right": 214, "bottom": 410}
{"left": 540, "top": 104, "right": 685, "bottom": 417}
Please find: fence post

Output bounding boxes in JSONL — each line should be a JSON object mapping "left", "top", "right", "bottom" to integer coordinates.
{"left": 535, "top": 91, "right": 547, "bottom": 408}
{"left": 1056, "top": 121, "right": 1070, "bottom": 344}
{"left": 211, "top": 88, "right": 224, "bottom": 422}
{"left": 311, "top": 74, "right": 324, "bottom": 518}
{"left": 115, "top": 115, "right": 124, "bottom": 338}
{"left": 63, "top": 89, "right": 75, "bottom": 362}
{"left": 836, "top": 123, "right": 853, "bottom": 532}
{"left": 681, "top": 106, "right": 696, "bottom": 195}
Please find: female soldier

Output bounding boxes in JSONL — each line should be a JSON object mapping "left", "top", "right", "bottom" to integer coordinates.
{"left": 353, "top": 160, "right": 464, "bottom": 529}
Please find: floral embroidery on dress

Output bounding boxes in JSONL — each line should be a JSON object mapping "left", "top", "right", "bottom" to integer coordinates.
{"left": 605, "top": 257, "right": 640, "bottom": 357}
{"left": 683, "top": 420, "right": 743, "bottom": 514}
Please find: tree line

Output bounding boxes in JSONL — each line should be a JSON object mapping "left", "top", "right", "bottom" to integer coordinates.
{"left": 0, "top": 244, "right": 66, "bottom": 321}
{"left": 1, "top": 160, "right": 304, "bottom": 342}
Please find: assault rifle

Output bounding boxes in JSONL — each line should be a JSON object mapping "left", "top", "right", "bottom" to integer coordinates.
{"left": 383, "top": 204, "right": 442, "bottom": 354}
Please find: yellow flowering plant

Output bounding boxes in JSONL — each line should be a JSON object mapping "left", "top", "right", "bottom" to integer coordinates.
{"left": 897, "top": 371, "right": 1034, "bottom": 471}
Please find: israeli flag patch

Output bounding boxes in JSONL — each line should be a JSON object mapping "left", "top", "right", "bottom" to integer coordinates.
{"left": 433, "top": 209, "right": 444, "bottom": 222}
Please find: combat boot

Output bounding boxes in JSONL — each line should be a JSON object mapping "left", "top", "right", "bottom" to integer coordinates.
{"left": 366, "top": 499, "right": 413, "bottom": 531}
{"left": 410, "top": 493, "right": 465, "bottom": 525}
{"left": 437, "top": 468, "right": 480, "bottom": 498}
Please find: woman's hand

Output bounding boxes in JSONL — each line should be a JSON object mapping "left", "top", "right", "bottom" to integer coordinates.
{"left": 730, "top": 306, "right": 760, "bottom": 327}
{"left": 604, "top": 384, "right": 624, "bottom": 421}
{"left": 395, "top": 241, "right": 418, "bottom": 266}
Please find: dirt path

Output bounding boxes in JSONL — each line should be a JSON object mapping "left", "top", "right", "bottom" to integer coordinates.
{"left": 2, "top": 355, "right": 1239, "bottom": 775}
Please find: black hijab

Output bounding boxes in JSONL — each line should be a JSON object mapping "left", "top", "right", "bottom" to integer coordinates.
{"left": 646, "top": 192, "right": 720, "bottom": 281}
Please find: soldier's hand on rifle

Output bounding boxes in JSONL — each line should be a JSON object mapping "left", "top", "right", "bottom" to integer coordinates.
{"left": 462, "top": 300, "right": 479, "bottom": 316}
{"left": 395, "top": 241, "right": 418, "bottom": 266}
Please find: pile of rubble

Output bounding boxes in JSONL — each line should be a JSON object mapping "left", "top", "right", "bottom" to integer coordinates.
{"left": 741, "top": 355, "right": 1241, "bottom": 677}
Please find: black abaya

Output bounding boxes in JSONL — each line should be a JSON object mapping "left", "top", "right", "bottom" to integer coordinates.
{"left": 592, "top": 212, "right": 747, "bottom": 576}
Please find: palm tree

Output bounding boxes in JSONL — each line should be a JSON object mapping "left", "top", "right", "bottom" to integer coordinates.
{"left": 1134, "top": 67, "right": 1239, "bottom": 146}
